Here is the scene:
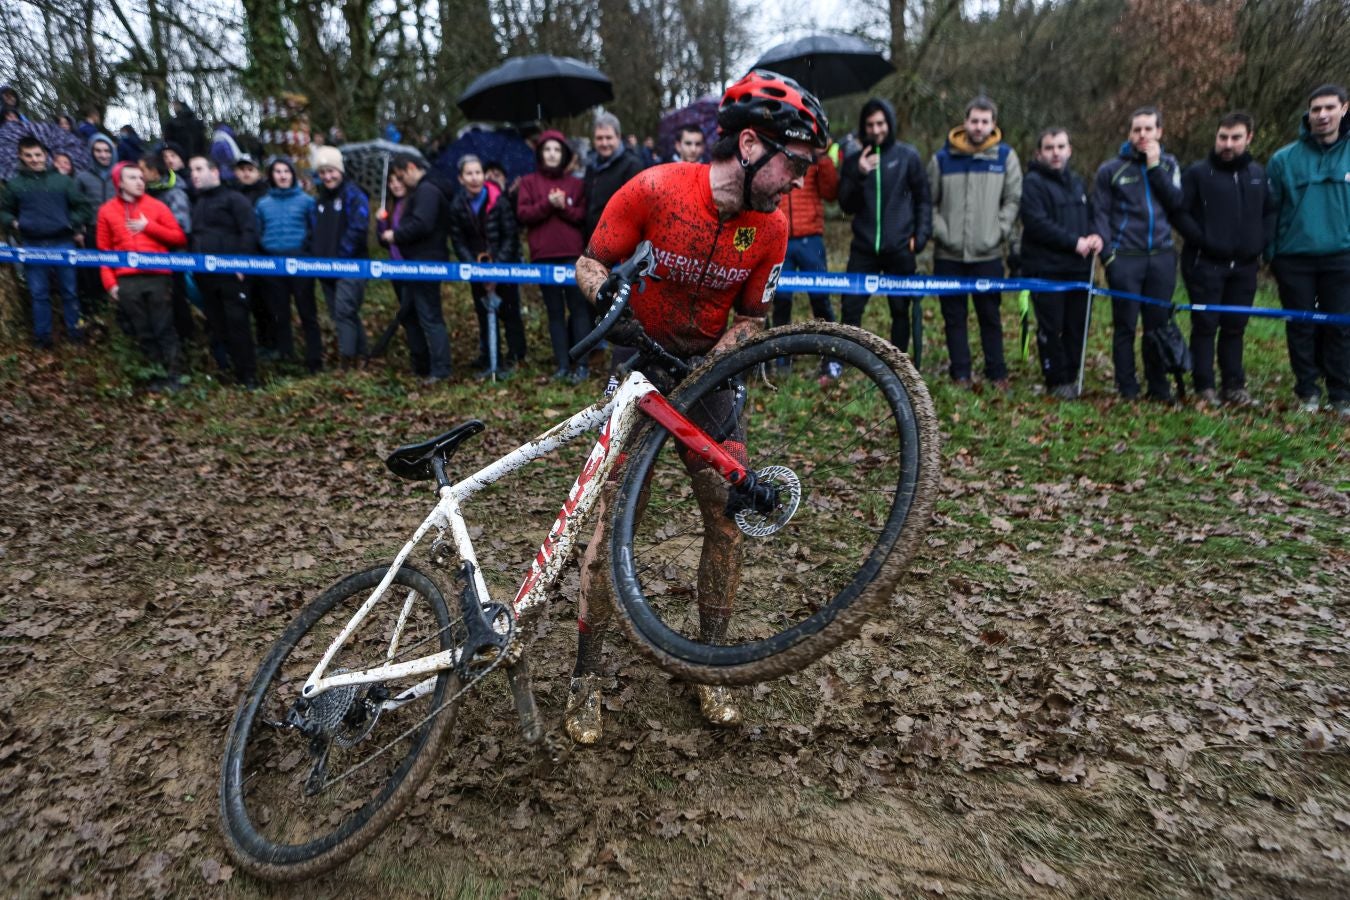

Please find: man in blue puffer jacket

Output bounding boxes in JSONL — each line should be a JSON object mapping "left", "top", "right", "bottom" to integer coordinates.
{"left": 1092, "top": 106, "right": 1184, "bottom": 402}
{"left": 256, "top": 157, "right": 320, "bottom": 372}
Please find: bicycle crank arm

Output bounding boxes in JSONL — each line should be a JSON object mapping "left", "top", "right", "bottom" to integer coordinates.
{"left": 455, "top": 562, "right": 513, "bottom": 678}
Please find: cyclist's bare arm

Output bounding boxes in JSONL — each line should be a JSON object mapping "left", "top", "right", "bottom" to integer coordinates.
{"left": 713, "top": 315, "right": 765, "bottom": 354}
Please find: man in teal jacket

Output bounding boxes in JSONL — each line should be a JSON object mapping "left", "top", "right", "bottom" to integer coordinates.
{"left": 1267, "top": 83, "right": 1350, "bottom": 416}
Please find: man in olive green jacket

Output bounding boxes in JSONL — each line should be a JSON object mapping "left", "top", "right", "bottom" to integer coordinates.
{"left": 929, "top": 96, "right": 1022, "bottom": 389}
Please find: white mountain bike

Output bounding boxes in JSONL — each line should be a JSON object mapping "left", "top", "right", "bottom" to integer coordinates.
{"left": 218, "top": 242, "right": 940, "bottom": 879}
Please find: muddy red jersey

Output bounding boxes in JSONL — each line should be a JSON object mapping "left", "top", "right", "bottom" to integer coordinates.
{"left": 586, "top": 163, "right": 788, "bottom": 357}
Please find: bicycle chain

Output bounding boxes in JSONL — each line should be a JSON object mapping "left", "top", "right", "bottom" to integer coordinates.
{"left": 311, "top": 617, "right": 516, "bottom": 793}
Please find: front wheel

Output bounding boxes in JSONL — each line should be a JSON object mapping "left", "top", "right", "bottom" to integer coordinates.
{"left": 610, "top": 322, "right": 939, "bottom": 685}
{"left": 219, "top": 564, "right": 460, "bottom": 881}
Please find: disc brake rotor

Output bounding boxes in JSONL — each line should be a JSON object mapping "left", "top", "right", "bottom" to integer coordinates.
{"left": 734, "top": 465, "right": 801, "bottom": 537}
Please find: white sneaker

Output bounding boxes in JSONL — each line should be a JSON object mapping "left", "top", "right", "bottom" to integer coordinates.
{"left": 1298, "top": 396, "right": 1322, "bottom": 413}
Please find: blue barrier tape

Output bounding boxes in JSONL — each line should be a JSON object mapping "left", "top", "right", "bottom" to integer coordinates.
{"left": 3, "top": 245, "right": 1348, "bottom": 326}
{"left": 1088, "top": 283, "right": 1350, "bottom": 326}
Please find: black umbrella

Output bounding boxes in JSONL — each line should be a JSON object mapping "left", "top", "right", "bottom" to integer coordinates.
{"left": 752, "top": 34, "right": 894, "bottom": 100}
{"left": 0, "top": 121, "right": 94, "bottom": 179}
{"left": 457, "top": 55, "right": 614, "bottom": 123}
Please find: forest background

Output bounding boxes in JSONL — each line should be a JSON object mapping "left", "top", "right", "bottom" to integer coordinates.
{"left": 2, "top": 0, "right": 1348, "bottom": 166}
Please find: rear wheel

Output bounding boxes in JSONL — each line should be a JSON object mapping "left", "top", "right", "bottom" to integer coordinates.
{"left": 610, "top": 322, "right": 939, "bottom": 684}
{"left": 219, "top": 565, "right": 460, "bottom": 880}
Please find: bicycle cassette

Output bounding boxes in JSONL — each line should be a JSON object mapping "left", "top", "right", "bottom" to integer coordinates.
{"left": 733, "top": 465, "right": 801, "bottom": 537}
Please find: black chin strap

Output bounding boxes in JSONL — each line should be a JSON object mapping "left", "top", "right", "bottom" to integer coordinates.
{"left": 736, "top": 146, "right": 776, "bottom": 209}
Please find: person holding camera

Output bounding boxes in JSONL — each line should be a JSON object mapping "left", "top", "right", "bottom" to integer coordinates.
{"left": 837, "top": 98, "right": 932, "bottom": 358}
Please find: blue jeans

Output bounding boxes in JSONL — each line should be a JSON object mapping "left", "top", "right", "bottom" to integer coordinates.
{"left": 24, "top": 237, "right": 80, "bottom": 340}
{"left": 772, "top": 235, "right": 836, "bottom": 325}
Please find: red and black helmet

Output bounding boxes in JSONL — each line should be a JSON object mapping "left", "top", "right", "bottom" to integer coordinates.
{"left": 718, "top": 70, "right": 830, "bottom": 150}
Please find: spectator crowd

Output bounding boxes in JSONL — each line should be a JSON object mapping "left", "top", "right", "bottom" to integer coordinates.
{"left": 0, "top": 79, "right": 1347, "bottom": 416}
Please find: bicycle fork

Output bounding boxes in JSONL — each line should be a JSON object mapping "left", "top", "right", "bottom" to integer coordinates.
{"left": 635, "top": 392, "right": 784, "bottom": 520}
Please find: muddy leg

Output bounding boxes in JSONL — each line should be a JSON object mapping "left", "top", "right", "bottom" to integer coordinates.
{"left": 689, "top": 468, "right": 743, "bottom": 726}
{"left": 575, "top": 485, "right": 619, "bottom": 676}
{"left": 568, "top": 484, "right": 621, "bottom": 744}
{"left": 690, "top": 468, "right": 742, "bottom": 643}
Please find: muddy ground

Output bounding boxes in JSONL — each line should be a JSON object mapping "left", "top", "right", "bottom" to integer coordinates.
{"left": 1, "top": 349, "right": 1348, "bottom": 899}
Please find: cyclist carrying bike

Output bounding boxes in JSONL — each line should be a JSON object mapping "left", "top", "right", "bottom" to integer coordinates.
{"left": 567, "top": 71, "right": 830, "bottom": 743}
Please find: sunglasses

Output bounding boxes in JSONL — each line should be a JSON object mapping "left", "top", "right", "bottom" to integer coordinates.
{"left": 759, "top": 136, "right": 815, "bottom": 178}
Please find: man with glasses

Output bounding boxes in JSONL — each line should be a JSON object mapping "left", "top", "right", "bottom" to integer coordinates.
{"left": 564, "top": 71, "right": 830, "bottom": 745}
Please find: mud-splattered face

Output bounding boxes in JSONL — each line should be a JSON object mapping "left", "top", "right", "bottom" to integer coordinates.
{"left": 745, "top": 134, "right": 811, "bottom": 214}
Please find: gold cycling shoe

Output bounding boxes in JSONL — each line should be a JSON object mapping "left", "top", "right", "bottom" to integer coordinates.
{"left": 564, "top": 674, "right": 604, "bottom": 745}
{"left": 696, "top": 685, "right": 741, "bottom": 727}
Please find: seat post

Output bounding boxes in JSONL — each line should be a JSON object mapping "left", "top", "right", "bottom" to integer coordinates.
{"left": 430, "top": 454, "right": 452, "bottom": 490}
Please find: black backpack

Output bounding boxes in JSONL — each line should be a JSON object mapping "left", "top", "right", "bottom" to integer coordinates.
{"left": 1144, "top": 305, "right": 1191, "bottom": 398}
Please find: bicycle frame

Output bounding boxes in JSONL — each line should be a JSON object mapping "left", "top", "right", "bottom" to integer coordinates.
{"left": 298, "top": 370, "right": 747, "bottom": 706}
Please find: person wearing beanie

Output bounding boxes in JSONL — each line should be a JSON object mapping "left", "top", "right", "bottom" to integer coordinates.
{"left": 232, "top": 155, "right": 268, "bottom": 204}
{"left": 306, "top": 145, "right": 371, "bottom": 367}
{"left": 158, "top": 141, "right": 196, "bottom": 200}
{"left": 230, "top": 154, "right": 272, "bottom": 350}
{"left": 95, "top": 161, "right": 187, "bottom": 388}
{"left": 255, "top": 156, "right": 321, "bottom": 372}
{"left": 516, "top": 130, "right": 590, "bottom": 380}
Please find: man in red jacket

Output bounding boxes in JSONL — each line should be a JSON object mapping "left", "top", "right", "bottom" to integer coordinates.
{"left": 772, "top": 146, "right": 841, "bottom": 382}
{"left": 96, "top": 161, "right": 188, "bottom": 390}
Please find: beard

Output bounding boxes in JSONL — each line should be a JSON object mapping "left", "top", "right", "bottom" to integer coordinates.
{"left": 748, "top": 179, "right": 786, "bottom": 214}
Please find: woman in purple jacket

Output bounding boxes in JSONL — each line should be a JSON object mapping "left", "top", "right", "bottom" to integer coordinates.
{"left": 516, "top": 131, "right": 591, "bottom": 381}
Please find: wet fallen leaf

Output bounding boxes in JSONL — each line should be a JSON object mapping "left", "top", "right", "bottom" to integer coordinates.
{"left": 1020, "top": 859, "right": 1067, "bottom": 888}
